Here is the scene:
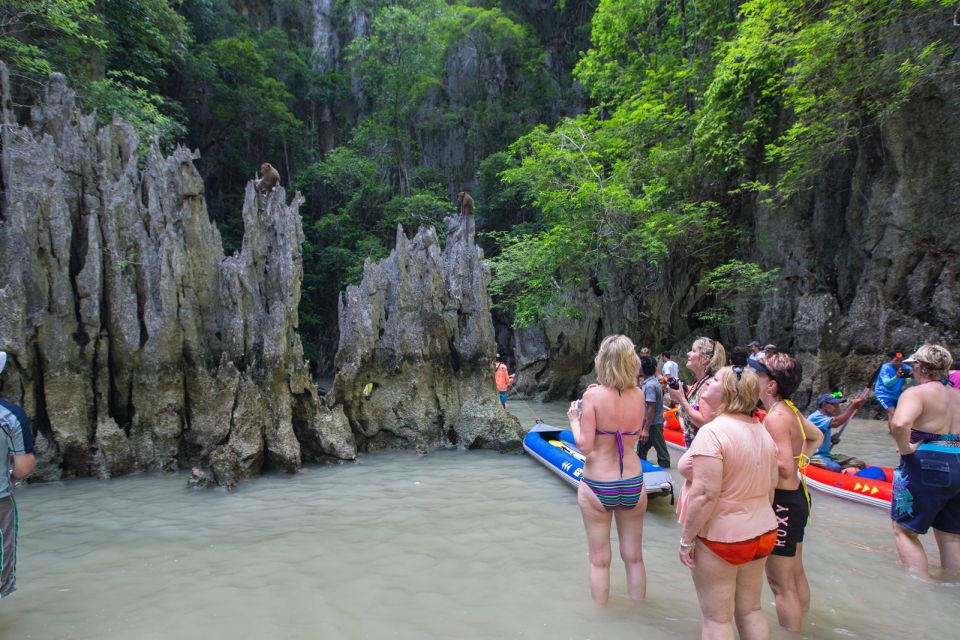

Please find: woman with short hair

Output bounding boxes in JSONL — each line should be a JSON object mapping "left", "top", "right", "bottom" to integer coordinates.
{"left": 677, "top": 365, "right": 779, "bottom": 639}
{"left": 749, "top": 353, "right": 823, "bottom": 632}
{"left": 566, "top": 335, "right": 648, "bottom": 603}
{"left": 668, "top": 337, "right": 727, "bottom": 446}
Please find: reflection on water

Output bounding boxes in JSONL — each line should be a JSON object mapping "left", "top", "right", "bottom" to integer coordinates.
{"left": 0, "top": 401, "right": 951, "bottom": 639}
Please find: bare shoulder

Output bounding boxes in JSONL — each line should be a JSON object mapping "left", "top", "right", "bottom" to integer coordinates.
{"left": 762, "top": 407, "right": 794, "bottom": 435}
{"left": 898, "top": 384, "right": 926, "bottom": 402}
{"left": 583, "top": 384, "right": 605, "bottom": 400}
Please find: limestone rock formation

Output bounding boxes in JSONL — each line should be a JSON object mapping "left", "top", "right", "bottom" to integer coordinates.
{"left": 0, "top": 66, "right": 355, "bottom": 486}
{"left": 501, "top": 18, "right": 959, "bottom": 408}
{"left": 332, "top": 215, "right": 523, "bottom": 452}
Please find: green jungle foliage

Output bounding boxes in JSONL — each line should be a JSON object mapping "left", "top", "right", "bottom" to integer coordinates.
{"left": 1, "top": 0, "right": 593, "bottom": 370}
{"left": 3, "top": 0, "right": 955, "bottom": 368}
{"left": 487, "top": 0, "right": 956, "bottom": 329}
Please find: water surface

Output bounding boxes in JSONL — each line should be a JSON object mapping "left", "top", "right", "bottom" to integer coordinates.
{"left": 0, "top": 400, "right": 951, "bottom": 639}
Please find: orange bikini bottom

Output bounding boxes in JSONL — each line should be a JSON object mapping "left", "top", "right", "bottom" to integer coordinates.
{"left": 699, "top": 530, "right": 778, "bottom": 565}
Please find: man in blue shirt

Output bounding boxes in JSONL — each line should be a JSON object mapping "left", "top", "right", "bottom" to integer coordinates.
{"left": 807, "top": 391, "right": 868, "bottom": 472}
{"left": 874, "top": 351, "right": 912, "bottom": 420}
{"left": 0, "top": 352, "right": 36, "bottom": 599}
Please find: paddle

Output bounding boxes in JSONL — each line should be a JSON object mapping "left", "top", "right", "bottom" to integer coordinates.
{"left": 832, "top": 388, "right": 870, "bottom": 446}
{"left": 549, "top": 439, "right": 586, "bottom": 462}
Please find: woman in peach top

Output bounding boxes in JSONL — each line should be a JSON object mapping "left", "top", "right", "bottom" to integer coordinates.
{"left": 677, "top": 365, "right": 779, "bottom": 640}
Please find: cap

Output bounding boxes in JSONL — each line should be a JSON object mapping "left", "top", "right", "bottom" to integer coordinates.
{"left": 764, "top": 344, "right": 778, "bottom": 351}
{"left": 816, "top": 392, "right": 846, "bottom": 407}
{"left": 747, "top": 340, "right": 762, "bottom": 347}
{"left": 903, "top": 345, "right": 950, "bottom": 365}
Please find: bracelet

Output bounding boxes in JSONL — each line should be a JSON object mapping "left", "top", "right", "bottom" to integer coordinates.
{"left": 679, "top": 537, "right": 695, "bottom": 549}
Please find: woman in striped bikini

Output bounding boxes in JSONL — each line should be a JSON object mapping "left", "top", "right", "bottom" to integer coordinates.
{"left": 566, "top": 335, "right": 648, "bottom": 604}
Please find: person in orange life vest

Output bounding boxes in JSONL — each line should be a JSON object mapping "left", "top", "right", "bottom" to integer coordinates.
{"left": 494, "top": 353, "right": 516, "bottom": 408}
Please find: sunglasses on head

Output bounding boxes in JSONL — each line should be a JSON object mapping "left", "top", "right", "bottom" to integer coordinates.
{"left": 696, "top": 337, "right": 715, "bottom": 356}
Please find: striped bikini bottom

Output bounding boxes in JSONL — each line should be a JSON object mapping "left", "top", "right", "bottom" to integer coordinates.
{"left": 582, "top": 475, "right": 644, "bottom": 511}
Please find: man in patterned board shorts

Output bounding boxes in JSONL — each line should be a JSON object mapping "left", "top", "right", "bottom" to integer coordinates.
{"left": 0, "top": 351, "right": 36, "bottom": 599}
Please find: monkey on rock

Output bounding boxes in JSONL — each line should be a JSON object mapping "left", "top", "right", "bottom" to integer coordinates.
{"left": 256, "top": 162, "right": 280, "bottom": 194}
{"left": 457, "top": 191, "right": 474, "bottom": 216}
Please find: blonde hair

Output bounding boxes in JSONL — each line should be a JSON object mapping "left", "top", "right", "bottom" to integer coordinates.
{"left": 715, "top": 365, "right": 761, "bottom": 416}
{"left": 908, "top": 344, "right": 952, "bottom": 381}
{"left": 692, "top": 336, "right": 727, "bottom": 376}
{"left": 595, "top": 335, "right": 640, "bottom": 390}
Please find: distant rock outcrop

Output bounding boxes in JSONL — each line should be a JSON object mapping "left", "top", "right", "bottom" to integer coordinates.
{"left": 0, "top": 66, "right": 521, "bottom": 486}
{"left": 0, "top": 65, "right": 354, "bottom": 486}
{"left": 332, "top": 215, "right": 523, "bottom": 452}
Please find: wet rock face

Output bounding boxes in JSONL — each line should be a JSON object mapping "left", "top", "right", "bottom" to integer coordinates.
{"left": 749, "top": 21, "right": 960, "bottom": 397}
{"left": 332, "top": 215, "right": 524, "bottom": 452}
{"left": 0, "top": 67, "right": 355, "bottom": 486}
{"left": 503, "top": 20, "right": 960, "bottom": 406}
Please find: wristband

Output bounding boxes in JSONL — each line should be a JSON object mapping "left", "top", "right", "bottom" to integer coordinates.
{"left": 679, "top": 537, "right": 695, "bottom": 549}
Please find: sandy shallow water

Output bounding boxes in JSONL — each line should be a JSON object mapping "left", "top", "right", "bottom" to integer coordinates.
{"left": 0, "top": 399, "right": 955, "bottom": 639}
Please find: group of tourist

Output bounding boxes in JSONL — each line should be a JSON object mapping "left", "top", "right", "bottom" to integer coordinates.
{"left": 565, "top": 335, "right": 960, "bottom": 638}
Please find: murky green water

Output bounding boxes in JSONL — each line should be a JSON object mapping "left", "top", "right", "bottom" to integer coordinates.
{"left": 0, "top": 400, "right": 952, "bottom": 639}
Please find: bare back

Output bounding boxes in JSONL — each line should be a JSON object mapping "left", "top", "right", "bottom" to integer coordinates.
{"left": 579, "top": 384, "right": 647, "bottom": 481}
{"left": 899, "top": 382, "right": 960, "bottom": 435}
{"left": 762, "top": 404, "right": 805, "bottom": 491}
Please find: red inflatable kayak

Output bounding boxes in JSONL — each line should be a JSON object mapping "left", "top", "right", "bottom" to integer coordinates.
{"left": 663, "top": 408, "right": 686, "bottom": 450}
{"left": 661, "top": 408, "right": 893, "bottom": 509}
{"left": 801, "top": 464, "right": 894, "bottom": 509}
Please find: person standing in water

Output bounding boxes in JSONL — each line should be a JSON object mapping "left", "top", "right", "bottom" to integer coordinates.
{"left": 566, "top": 335, "right": 648, "bottom": 603}
{"left": 889, "top": 345, "right": 960, "bottom": 578}
{"left": 667, "top": 337, "right": 726, "bottom": 447}
{"left": 677, "top": 365, "right": 779, "bottom": 639}
{"left": 749, "top": 354, "right": 823, "bottom": 632}
{"left": 0, "top": 351, "right": 36, "bottom": 599}
{"left": 494, "top": 353, "right": 515, "bottom": 409}
{"left": 874, "top": 350, "right": 912, "bottom": 421}
{"left": 637, "top": 355, "right": 670, "bottom": 469}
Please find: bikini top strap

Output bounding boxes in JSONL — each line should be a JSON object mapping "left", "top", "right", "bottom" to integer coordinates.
{"left": 594, "top": 428, "right": 640, "bottom": 477}
{"left": 784, "top": 399, "right": 813, "bottom": 522}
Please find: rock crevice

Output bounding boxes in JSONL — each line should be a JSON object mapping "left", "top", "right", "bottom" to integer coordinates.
{"left": 0, "top": 67, "right": 518, "bottom": 485}
{"left": 0, "top": 67, "right": 355, "bottom": 486}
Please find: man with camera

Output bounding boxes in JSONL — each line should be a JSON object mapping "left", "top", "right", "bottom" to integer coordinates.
{"left": 874, "top": 351, "right": 913, "bottom": 421}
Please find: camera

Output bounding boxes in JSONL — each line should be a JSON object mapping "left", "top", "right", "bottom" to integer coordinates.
{"left": 666, "top": 376, "right": 681, "bottom": 390}
{"left": 576, "top": 399, "right": 583, "bottom": 415}
{"left": 897, "top": 367, "right": 913, "bottom": 379}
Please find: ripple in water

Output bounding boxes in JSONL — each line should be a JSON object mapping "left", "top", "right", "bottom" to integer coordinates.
{"left": 0, "top": 405, "right": 952, "bottom": 639}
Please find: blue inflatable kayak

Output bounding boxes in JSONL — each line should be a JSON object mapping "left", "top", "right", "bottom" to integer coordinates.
{"left": 523, "top": 422, "right": 674, "bottom": 501}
